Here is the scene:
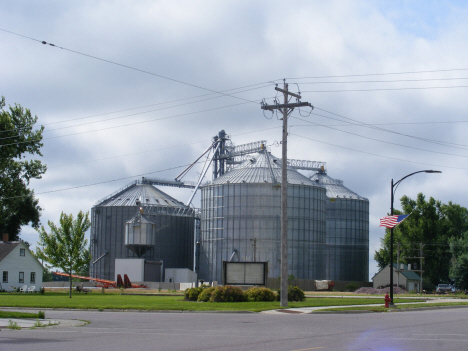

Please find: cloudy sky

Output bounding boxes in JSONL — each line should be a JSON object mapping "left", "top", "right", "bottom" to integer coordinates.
{"left": 2, "top": 0, "right": 468, "bottom": 278}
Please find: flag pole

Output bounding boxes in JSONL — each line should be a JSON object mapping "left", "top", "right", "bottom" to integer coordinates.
{"left": 390, "top": 178, "right": 394, "bottom": 306}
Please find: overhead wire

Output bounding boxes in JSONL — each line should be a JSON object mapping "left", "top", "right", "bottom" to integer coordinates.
{"left": 290, "top": 120, "right": 468, "bottom": 127}
{"left": 0, "top": 28, "right": 261, "bottom": 105}
{"left": 289, "top": 77, "right": 468, "bottom": 85}
{"left": 0, "top": 83, "right": 272, "bottom": 142}
{"left": 4, "top": 28, "right": 468, "bottom": 178}
{"left": 0, "top": 100, "right": 255, "bottom": 148}
{"left": 0, "top": 82, "right": 274, "bottom": 137}
{"left": 47, "top": 126, "right": 281, "bottom": 168}
{"left": 1, "top": 163, "right": 201, "bottom": 200}
{"left": 301, "top": 85, "right": 468, "bottom": 93}
{"left": 283, "top": 67, "right": 468, "bottom": 80}
{"left": 4, "top": 27, "right": 468, "bottom": 154}
{"left": 291, "top": 115, "right": 468, "bottom": 157}
{"left": 290, "top": 133, "right": 468, "bottom": 171}
{"left": 7, "top": 126, "right": 283, "bottom": 198}
{"left": 311, "top": 107, "right": 468, "bottom": 150}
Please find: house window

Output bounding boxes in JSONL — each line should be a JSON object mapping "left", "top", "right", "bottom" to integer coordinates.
{"left": 30, "top": 272, "right": 36, "bottom": 284}
{"left": 20, "top": 248, "right": 25, "bottom": 256}
{"left": 2, "top": 271, "right": 7, "bottom": 283}
{"left": 19, "top": 272, "right": 24, "bottom": 284}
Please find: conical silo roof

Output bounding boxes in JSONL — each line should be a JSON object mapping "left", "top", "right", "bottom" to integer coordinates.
{"left": 96, "top": 182, "right": 187, "bottom": 207}
{"left": 208, "top": 151, "right": 318, "bottom": 186}
{"left": 310, "top": 172, "right": 367, "bottom": 200}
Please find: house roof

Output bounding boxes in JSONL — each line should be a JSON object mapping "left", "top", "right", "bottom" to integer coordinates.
{"left": 371, "top": 263, "right": 421, "bottom": 281}
{"left": 395, "top": 263, "right": 421, "bottom": 281}
{"left": 0, "top": 241, "right": 20, "bottom": 262}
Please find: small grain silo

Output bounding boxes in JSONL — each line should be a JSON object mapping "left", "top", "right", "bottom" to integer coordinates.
{"left": 310, "top": 171, "right": 369, "bottom": 281}
{"left": 90, "top": 179, "right": 195, "bottom": 281}
{"left": 198, "top": 150, "right": 327, "bottom": 283}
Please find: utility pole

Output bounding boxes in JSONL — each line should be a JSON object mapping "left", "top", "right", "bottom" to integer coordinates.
{"left": 261, "top": 80, "right": 313, "bottom": 307}
{"left": 250, "top": 238, "right": 257, "bottom": 262}
{"left": 396, "top": 243, "right": 400, "bottom": 288}
{"left": 403, "top": 243, "right": 425, "bottom": 294}
{"left": 420, "top": 243, "right": 424, "bottom": 294}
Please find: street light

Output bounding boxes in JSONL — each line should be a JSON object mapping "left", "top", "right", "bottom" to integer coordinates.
{"left": 389, "top": 170, "right": 442, "bottom": 306}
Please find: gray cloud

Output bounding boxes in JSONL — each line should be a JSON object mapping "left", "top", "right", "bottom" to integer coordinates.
{"left": 2, "top": 0, "right": 468, "bottom": 278}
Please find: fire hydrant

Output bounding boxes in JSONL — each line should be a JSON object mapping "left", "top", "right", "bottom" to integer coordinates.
{"left": 384, "top": 293, "right": 391, "bottom": 308}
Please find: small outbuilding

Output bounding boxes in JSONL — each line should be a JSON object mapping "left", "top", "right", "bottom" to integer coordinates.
{"left": 372, "top": 263, "right": 421, "bottom": 292}
{"left": 0, "top": 235, "right": 43, "bottom": 292}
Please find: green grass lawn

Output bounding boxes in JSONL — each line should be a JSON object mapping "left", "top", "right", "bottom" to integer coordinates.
{"left": 0, "top": 310, "right": 43, "bottom": 319}
{"left": 317, "top": 301, "right": 468, "bottom": 312}
{"left": 0, "top": 292, "right": 424, "bottom": 312}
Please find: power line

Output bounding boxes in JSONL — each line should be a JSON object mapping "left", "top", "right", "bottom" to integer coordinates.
{"left": 291, "top": 115, "right": 468, "bottom": 158}
{"left": 0, "top": 28, "right": 260, "bottom": 104}
{"left": 291, "top": 120, "right": 468, "bottom": 127}
{"left": 0, "top": 82, "right": 272, "bottom": 137}
{"left": 291, "top": 77, "right": 468, "bottom": 85}
{"left": 301, "top": 85, "right": 468, "bottom": 93}
{"left": 47, "top": 126, "right": 281, "bottom": 169}
{"left": 1, "top": 163, "right": 197, "bottom": 200}
{"left": 0, "top": 100, "right": 254, "bottom": 148}
{"left": 312, "top": 107, "right": 468, "bottom": 150}
{"left": 290, "top": 132, "right": 468, "bottom": 170}
{"left": 284, "top": 67, "right": 468, "bottom": 80}
{"left": 0, "top": 83, "right": 271, "bottom": 141}
{"left": 4, "top": 126, "right": 283, "bottom": 198}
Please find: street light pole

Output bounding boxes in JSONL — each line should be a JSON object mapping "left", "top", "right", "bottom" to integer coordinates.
{"left": 389, "top": 170, "right": 441, "bottom": 306}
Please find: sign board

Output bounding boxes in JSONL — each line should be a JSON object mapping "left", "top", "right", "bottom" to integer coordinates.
{"left": 223, "top": 262, "right": 268, "bottom": 286}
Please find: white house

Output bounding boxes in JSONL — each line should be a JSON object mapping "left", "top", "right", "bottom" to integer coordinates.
{"left": 0, "top": 235, "right": 43, "bottom": 292}
{"left": 372, "top": 263, "right": 421, "bottom": 292}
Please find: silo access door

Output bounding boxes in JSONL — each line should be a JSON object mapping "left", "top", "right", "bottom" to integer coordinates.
{"left": 223, "top": 262, "right": 268, "bottom": 286}
{"left": 144, "top": 260, "right": 162, "bottom": 282}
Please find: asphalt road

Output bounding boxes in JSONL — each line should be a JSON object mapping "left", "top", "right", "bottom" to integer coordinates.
{"left": 1, "top": 308, "right": 467, "bottom": 351}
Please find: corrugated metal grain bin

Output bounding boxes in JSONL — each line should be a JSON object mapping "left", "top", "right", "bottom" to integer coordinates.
{"left": 199, "top": 151, "right": 327, "bottom": 283}
{"left": 310, "top": 171, "right": 369, "bottom": 281}
{"left": 90, "top": 180, "right": 195, "bottom": 281}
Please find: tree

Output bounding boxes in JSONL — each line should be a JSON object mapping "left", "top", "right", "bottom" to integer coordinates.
{"left": 0, "top": 96, "right": 46, "bottom": 241}
{"left": 36, "top": 211, "right": 91, "bottom": 298}
{"left": 449, "top": 233, "right": 468, "bottom": 290}
{"left": 374, "top": 193, "right": 468, "bottom": 289}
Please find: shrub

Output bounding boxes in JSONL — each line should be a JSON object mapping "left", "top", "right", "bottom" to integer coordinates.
{"left": 276, "top": 285, "right": 305, "bottom": 302}
{"left": 246, "top": 287, "right": 276, "bottom": 302}
{"left": 345, "top": 282, "right": 360, "bottom": 292}
{"left": 39, "top": 287, "right": 45, "bottom": 295}
{"left": 210, "top": 285, "right": 246, "bottom": 302}
{"left": 197, "top": 287, "right": 215, "bottom": 302}
{"left": 38, "top": 310, "right": 45, "bottom": 319}
{"left": 184, "top": 286, "right": 205, "bottom": 301}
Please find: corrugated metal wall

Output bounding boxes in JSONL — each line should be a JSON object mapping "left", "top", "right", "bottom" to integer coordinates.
{"left": 325, "top": 198, "right": 369, "bottom": 281}
{"left": 199, "top": 183, "right": 327, "bottom": 283}
{"left": 90, "top": 205, "right": 194, "bottom": 281}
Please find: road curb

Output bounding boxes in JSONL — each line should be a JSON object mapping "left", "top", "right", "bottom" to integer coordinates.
{"left": 0, "top": 306, "right": 255, "bottom": 314}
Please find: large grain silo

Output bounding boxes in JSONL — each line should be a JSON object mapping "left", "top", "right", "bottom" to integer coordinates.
{"left": 310, "top": 171, "right": 369, "bottom": 282}
{"left": 198, "top": 150, "right": 327, "bottom": 283}
{"left": 90, "top": 179, "right": 195, "bottom": 281}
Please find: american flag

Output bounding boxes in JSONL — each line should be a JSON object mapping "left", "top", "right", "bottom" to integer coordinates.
{"left": 379, "top": 214, "right": 410, "bottom": 228}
